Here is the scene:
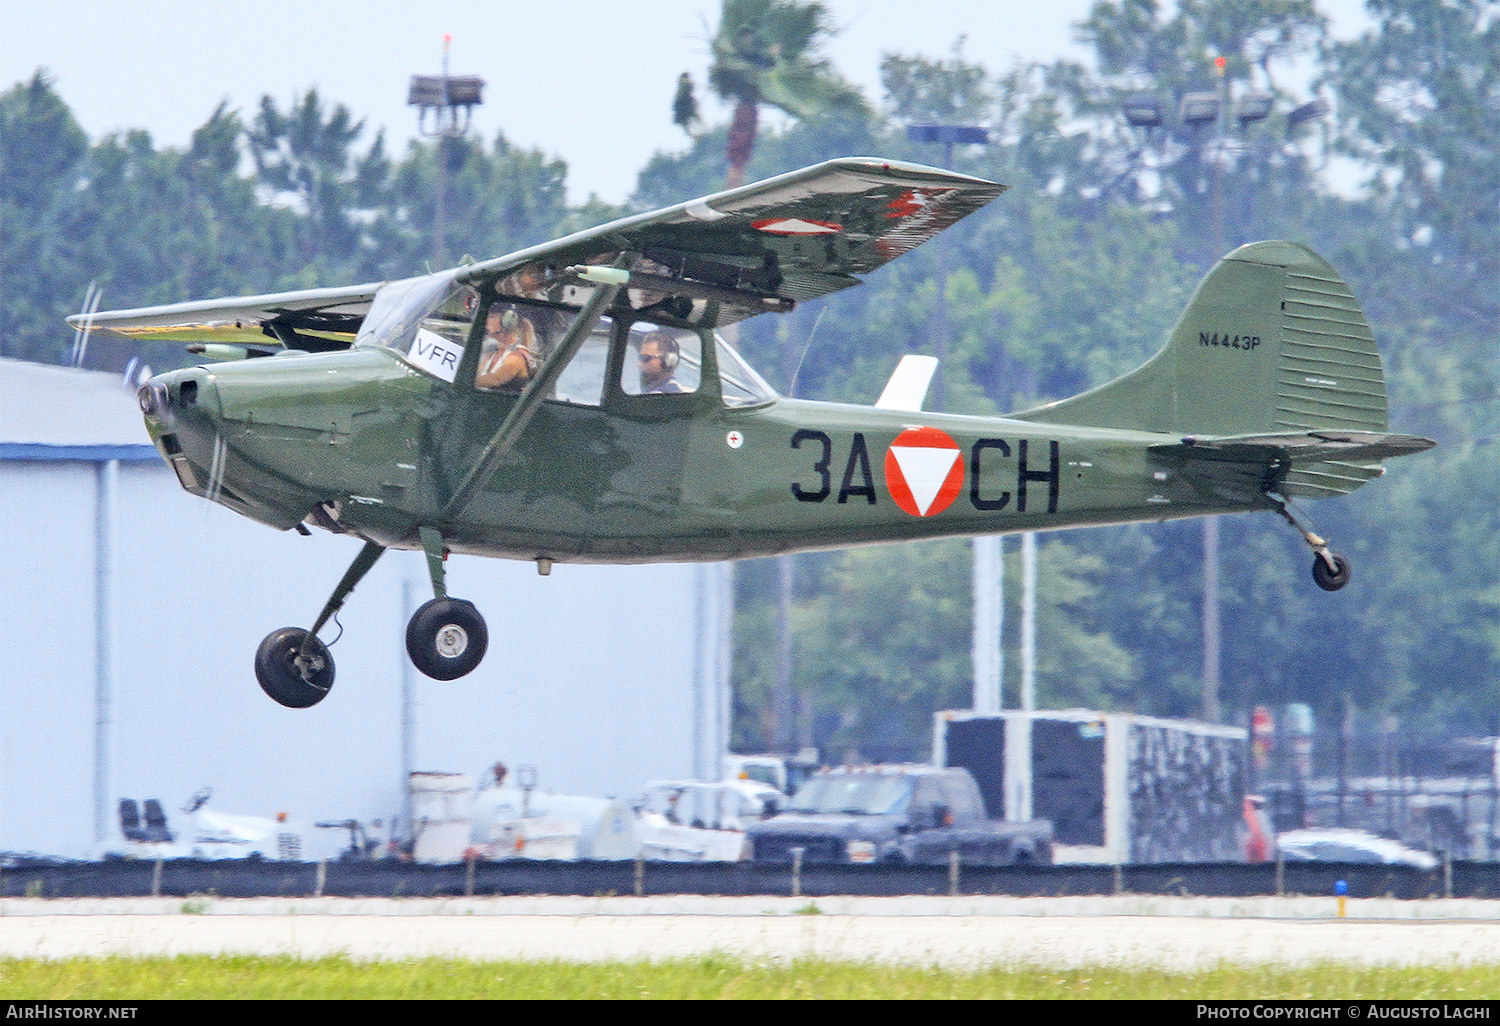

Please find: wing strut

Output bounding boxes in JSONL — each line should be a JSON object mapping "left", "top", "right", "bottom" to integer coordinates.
{"left": 440, "top": 269, "right": 627, "bottom": 521}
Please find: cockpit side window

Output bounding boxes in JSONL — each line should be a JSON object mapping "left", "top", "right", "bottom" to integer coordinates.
{"left": 474, "top": 302, "right": 566, "bottom": 394}
{"left": 549, "top": 317, "right": 612, "bottom": 406}
{"left": 470, "top": 302, "right": 612, "bottom": 407}
{"left": 619, "top": 324, "right": 702, "bottom": 397}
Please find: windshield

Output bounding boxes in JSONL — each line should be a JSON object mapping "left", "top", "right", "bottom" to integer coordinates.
{"left": 354, "top": 274, "right": 779, "bottom": 409}
{"left": 786, "top": 775, "right": 913, "bottom": 815}
{"left": 355, "top": 275, "right": 479, "bottom": 383}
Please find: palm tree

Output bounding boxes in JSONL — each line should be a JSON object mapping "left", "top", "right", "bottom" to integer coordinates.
{"left": 707, "top": 0, "right": 868, "bottom": 187}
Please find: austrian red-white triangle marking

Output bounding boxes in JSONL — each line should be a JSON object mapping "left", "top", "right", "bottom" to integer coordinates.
{"left": 751, "top": 218, "right": 842, "bottom": 235}
{"left": 884, "top": 426, "right": 964, "bottom": 517}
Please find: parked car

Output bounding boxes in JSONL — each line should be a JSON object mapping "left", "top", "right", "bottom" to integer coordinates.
{"left": 746, "top": 765, "right": 1052, "bottom": 866}
{"left": 1275, "top": 828, "right": 1439, "bottom": 870}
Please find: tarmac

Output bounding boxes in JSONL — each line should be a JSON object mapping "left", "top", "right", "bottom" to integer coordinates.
{"left": 3, "top": 896, "right": 1500, "bottom": 967}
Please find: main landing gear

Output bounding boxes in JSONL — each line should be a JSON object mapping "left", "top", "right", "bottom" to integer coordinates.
{"left": 253, "top": 528, "right": 490, "bottom": 708}
{"left": 406, "top": 597, "right": 488, "bottom": 680}
{"left": 1271, "top": 498, "right": 1352, "bottom": 592}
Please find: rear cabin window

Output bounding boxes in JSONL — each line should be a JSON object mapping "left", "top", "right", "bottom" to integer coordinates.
{"left": 715, "top": 333, "right": 777, "bottom": 406}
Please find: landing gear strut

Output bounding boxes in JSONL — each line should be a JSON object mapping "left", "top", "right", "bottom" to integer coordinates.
{"left": 255, "top": 539, "right": 386, "bottom": 708}
{"left": 253, "top": 527, "right": 491, "bottom": 707}
{"left": 1271, "top": 499, "right": 1351, "bottom": 592}
{"left": 406, "top": 526, "right": 488, "bottom": 681}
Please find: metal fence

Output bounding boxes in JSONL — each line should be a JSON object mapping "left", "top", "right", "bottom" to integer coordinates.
{"left": 3, "top": 856, "right": 1498, "bottom": 901}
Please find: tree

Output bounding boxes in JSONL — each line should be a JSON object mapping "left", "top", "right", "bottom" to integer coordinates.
{"left": 366, "top": 131, "right": 577, "bottom": 282}
{"left": 1070, "top": 0, "right": 1331, "bottom": 266}
{"left": 1324, "top": 0, "right": 1498, "bottom": 337}
{"left": 246, "top": 89, "right": 389, "bottom": 271}
{"left": 733, "top": 536, "right": 1137, "bottom": 762}
{"left": 880, "top": 41, "right": 993, "bottom": 126}
{"left": 707, "top": 0, "right": 869, "bottom": 186}
{"left": 672, "top": 72, "right": 701, "bottom": 135}
{"left": 0, "top": 71, "right": 88, "bottom": 361}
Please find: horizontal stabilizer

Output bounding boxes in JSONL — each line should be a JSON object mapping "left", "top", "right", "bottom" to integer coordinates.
{"left": 1150, "top": 430, "right": 1435, "bottom": 499}
{"left": 1153, "top": 430, "right": 1436, "bottom": 465}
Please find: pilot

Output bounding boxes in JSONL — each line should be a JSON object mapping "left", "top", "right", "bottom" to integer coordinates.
{"left": 637, "top": 330, "right": 684, "bottom": 394}
{"left": 476, "top": 307, "right": 537, "bottom": 391}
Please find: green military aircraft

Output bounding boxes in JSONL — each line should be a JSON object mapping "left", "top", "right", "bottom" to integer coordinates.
{"left": 72, "top": 158, "right": 1434, "bottom": 709}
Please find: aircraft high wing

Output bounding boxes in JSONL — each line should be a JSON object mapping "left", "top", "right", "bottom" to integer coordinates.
{"left": 458, "top": 157, "right": 1005, "bottom": 325}
{"left": 69, "top": 282, "right": 381, "bottom": 352}
{"left": 72, "top": 159, "right": 1432, "bottom": 710}
{"left": 74, "top": 158, "right": 1004, "bottom": 349}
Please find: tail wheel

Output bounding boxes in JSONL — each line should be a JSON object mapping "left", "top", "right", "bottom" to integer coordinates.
{"left": 255, "top": 627, "right": 335, "bottom": 708}
{"left": 406, "top": 598, "right": 488, "bottom": 680}
{"left": 1312, "top": 553, "right": 1352, "bottom": 592}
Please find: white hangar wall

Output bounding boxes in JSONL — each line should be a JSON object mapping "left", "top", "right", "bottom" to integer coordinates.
{"left": 0, "top": 360, "right": 729, "bottom": 859}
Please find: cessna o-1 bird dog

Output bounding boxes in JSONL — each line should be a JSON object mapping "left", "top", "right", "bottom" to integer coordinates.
{"left": 73, "top": 158, "right": 1434, "bottom": 709}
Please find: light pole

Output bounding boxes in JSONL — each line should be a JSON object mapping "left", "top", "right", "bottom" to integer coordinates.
{"left": 906, "top": 124, "right": 989, "bottom": 412}
{"left": 1121, "top": 69, "right": 1323, "bottom": 724}
{"left": 905, "top": 125, "right": 1033, "bottom": 715}
{"left": 408, "top": 36, "right": 484, "bottom": 265}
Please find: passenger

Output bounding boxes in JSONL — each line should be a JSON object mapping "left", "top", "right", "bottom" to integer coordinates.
{"left": 637, "top": 330, "right": 685, "bottom": 394}
{"left": 476, "top": 307, "right": 538, "bottom": 391}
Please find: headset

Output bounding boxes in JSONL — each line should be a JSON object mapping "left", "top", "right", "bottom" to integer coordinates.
{"left": 642, "top": 330, "right": 679, "bottom": 371}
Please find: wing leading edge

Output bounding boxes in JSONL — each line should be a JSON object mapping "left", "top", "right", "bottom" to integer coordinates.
{"left": 65, "top": 281, "right": 383, "bottom": 352}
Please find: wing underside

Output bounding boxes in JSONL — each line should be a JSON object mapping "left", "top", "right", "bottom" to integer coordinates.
{"left": 65, "top": 282, "right": 381, "bottom": 352}
{"left": 461, "top": 157, "right": 1006, "bottom": 326}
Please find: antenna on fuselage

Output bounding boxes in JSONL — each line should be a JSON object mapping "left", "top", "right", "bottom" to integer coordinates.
{"left": 786, "top": 305, "right": 827, "bottom": 399}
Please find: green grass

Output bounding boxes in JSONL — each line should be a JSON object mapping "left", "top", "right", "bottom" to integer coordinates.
{"left": 1, "top": 956, "right": 1498, "bottom": 999}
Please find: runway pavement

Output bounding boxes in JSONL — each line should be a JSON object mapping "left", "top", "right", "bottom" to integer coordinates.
{"left": 3, "top": 897, "right": 1500, "bottom": 967}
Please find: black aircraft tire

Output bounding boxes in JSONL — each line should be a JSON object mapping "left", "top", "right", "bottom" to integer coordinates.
{"left": 255, "top": 627, "right": 335, "bottom": 708}
{"left": 406, "top": 598, "right": 489, "bottom": 681}
{"left": 1312, "top": 553, "right": 1352, "bottom": 592}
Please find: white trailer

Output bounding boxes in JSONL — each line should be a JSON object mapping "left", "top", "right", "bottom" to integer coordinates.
{"left": 935, "top": 709, "right": 1248, "bottom": 864}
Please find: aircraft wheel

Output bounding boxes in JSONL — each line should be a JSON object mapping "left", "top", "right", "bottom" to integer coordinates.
{"left": 255, "top": 627, "right": 335, "bottom": 708}
{"left": 1312, "top": 553, "right": 1352, "bottom": 592}
{"left": 406, "top": 598, "right": 488, "bottom": 680}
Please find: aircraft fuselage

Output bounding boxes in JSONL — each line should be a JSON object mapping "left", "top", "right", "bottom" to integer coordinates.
{"left": 140, "top": 346, "right": 1267, "bottom": 566}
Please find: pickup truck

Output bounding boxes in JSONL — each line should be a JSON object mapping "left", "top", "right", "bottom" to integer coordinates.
{"left": 745, "top": 765, "right": 1052, "bottom": 866}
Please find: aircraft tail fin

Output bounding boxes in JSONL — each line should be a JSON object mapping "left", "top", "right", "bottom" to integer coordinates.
{"left": 1014, "top": 240, "right": 1389, "bottom": 439}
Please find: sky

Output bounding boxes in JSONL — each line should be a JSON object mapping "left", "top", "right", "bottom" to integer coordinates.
{"left": 1, "top": 0, "right": 1376, "bottom": 206}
